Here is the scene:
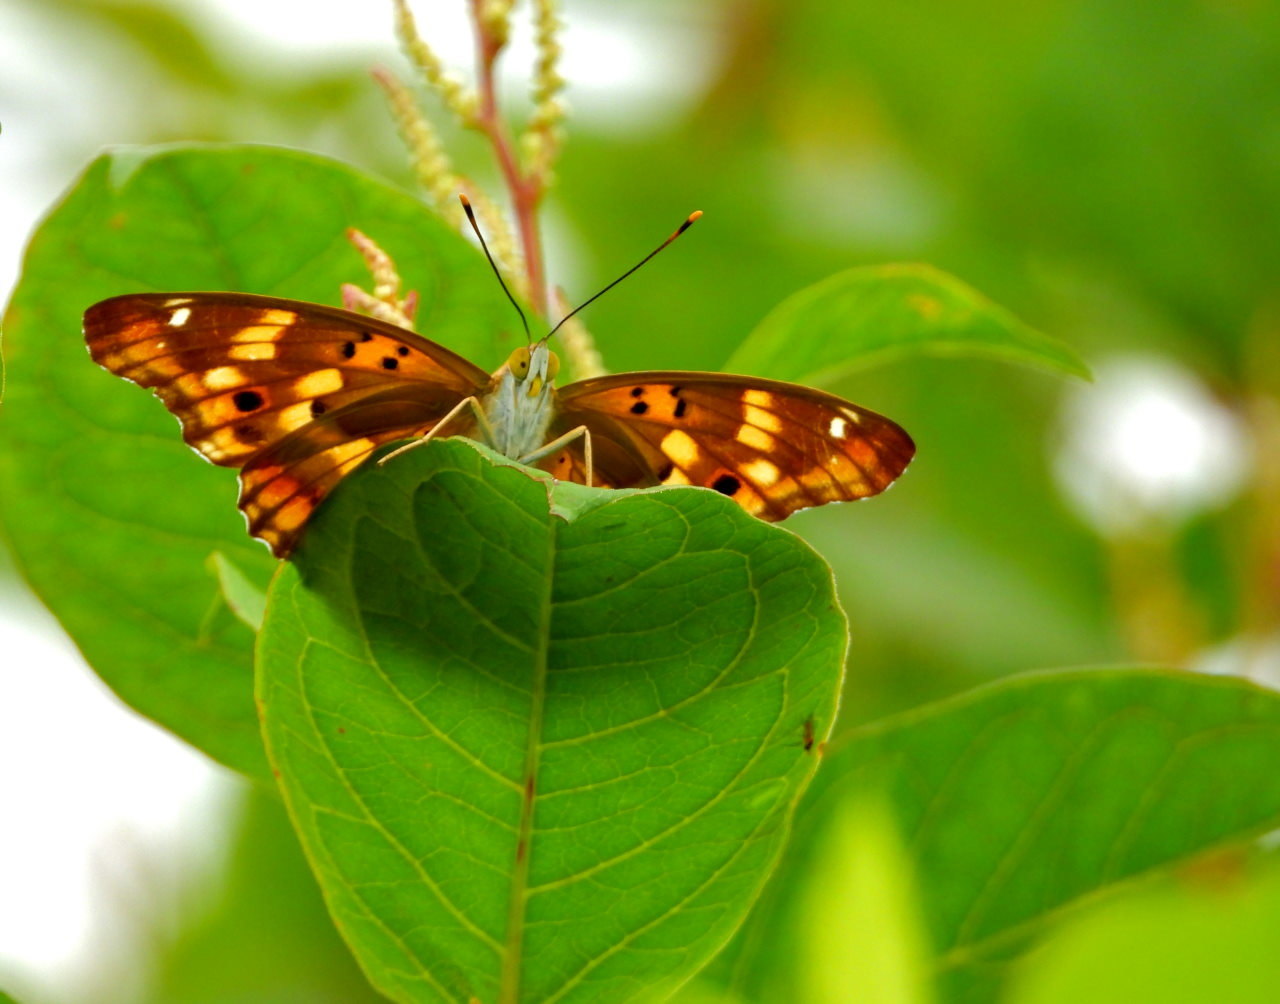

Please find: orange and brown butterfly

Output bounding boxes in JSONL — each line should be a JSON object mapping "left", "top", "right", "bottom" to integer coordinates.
{"left": 83, "top": 209, "right": 914, "bottom": 558}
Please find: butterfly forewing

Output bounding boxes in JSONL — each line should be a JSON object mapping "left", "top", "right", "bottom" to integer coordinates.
{"left": 84, "top": 292, "right": 491, "bottom": 555}
{"left": 551, "top": 372, "right": 915, "bottom": 519}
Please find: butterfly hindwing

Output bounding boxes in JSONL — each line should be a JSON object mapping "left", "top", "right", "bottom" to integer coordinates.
{"left": 550, "top": 372, "right": 915, "bottom": 519}
{"left": 85, "top": 292, "right": 492, "bottom": 554}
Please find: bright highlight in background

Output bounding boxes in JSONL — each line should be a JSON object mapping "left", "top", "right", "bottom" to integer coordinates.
{"left": 1055, "top": 355, "right": 1252, "bottom": 534}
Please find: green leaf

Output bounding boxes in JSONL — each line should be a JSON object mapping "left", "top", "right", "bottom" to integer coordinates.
{"left": 207, "top": 551, "right": 268, "bottom": 633}
{"left": 723, "top": 264, "right": 1090, "bottom": 384}
{"left": 710, "top": 669, "right": 1280, "bottom": 1002}
{"left": 1005, "top": 853, "right": 1280, "bottom": 1004}
{"left": 257, "top": 438, "right": 846, "bottom": 1004}
{"left": 0, "top": 145, "right": 516, "bottom": 777}
{"left": 796, "top": 796, "right": 935, "bottom": 1004}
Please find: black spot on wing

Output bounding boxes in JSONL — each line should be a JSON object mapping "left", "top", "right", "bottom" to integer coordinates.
{"left": 233, "top": 390, "right": 263, "bottom": 412}
{"left": 341, "top": 341, "right": 356, "bottom": 359}
{"left": 630, "top": 400, "right": 648, "bottom": 416}
{"left": 712, "top": 474, "right": 741, "bottom": 496}
{"left": 382, "top": 357, "right": 399, "bottom": 370}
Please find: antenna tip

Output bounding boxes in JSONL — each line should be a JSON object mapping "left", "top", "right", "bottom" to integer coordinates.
{"left": 459, "top": 193, "right": 472, "bottom": 208}
{"left": 676, "top": 210, "right": 703, "bottom": 235}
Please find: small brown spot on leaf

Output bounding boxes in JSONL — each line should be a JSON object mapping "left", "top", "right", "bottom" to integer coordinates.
{"left": 909, "top": 294, "right": 943, "bottom": 321}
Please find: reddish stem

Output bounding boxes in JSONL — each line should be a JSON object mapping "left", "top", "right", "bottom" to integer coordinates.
{"left": 469, "top": 0, "right": 548, "bottom": 316}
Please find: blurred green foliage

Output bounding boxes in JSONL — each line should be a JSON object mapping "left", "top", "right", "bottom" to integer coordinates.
{"left": 149, "top": 789, "right": 385, "bottom": 1004}
{"left": 1005, "top": 849, "right": 1280, "bottom": 1004}
{"left": 3, "top": 0, "right": 1279, "bottom": 1001}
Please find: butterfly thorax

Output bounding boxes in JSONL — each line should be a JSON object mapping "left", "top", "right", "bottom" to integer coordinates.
{"left": 483, "top": 341, "right": 560, "bottom": 460}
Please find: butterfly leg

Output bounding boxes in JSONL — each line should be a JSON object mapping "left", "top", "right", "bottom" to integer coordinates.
{"left": 377, "top": 396, "right": 497, "bottom": 466}
{"left": 520, "top": 425, "right": 594, "bottom": 488}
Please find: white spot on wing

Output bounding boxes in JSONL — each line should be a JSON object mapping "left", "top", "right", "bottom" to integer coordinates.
{"left": 829, "top": 416, "right": 848, "bottom": 438}
{"left": 229, "top": 343, "right": 276, "bottom": 361}
{"left": 204, "top": 366, "right": 246, "bottom": 390}
{"left": 279, "top": 402, "right": 316, "bottom": 432}
{"left": 743, "top": 458, "right": 781, "bottom": 486}
{"left": 738, "top": 424, "right": 773, "bottom": 450}
{"left": 168, "top": 308, "right": 191, "bottom": 327}
{"left": 744, "top": 404, "right": 782, "bottom": 434}
{"left": 660, "top": 428, "right": 701, "bottom": 468}
{"left": 295, "top": 369, "right": 345, "bottom": 397}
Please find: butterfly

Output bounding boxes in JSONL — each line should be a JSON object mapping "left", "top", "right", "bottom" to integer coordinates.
{"left": 83, "top": 290, "right": 914, "bottom": 557}
{"left": 84, "top": 204, "right": 914, "bottom": 558}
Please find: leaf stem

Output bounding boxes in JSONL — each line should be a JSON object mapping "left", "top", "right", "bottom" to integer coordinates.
{"left": 469, "top": 0, "right": 549, "bottom": 317}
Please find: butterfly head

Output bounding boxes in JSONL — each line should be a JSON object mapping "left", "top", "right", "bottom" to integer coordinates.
{"left": 507, "top": 342, "right": 561, "bottom": 399}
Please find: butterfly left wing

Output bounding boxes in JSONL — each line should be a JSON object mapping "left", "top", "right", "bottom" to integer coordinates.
{"left": 85, "top": 292, "right": 493, "bottom": 555}
{"left": 546, "top": 372, "right": 914, "bottom": 519}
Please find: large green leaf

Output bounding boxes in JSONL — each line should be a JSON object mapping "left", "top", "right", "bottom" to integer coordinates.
{"left": 711, "top": 669, "right": 1280, "bottom": 1002}
{"left": 723, "top": 264, "right": 1090, "bottom": 385}
{"left": 0, "top": 145, "right": 516, "bottom": 777}
{"left": 257, "top": 438, "right": 846, "bottom": 1004}
{"left": 1004, "top": 851, "right": 1280, "bottom": 1004}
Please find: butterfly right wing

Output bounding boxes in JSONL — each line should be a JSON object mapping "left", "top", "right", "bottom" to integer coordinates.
{"left": 548, "top": 371, "right": 915, "bottom": 520}
{"left": 85, "top": 292, "right": 493, "bottom": 555}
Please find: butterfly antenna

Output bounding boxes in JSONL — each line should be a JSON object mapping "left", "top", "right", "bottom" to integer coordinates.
{"left": 546, "top": 210, "right": 702, "bottom": 341}
{"left": 459, "top": 194, "right": 532, "bottom": 344}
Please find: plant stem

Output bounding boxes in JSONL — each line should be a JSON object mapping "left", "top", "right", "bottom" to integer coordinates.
{"left": 469, "top": 0, "right": 549, "bottom": 317}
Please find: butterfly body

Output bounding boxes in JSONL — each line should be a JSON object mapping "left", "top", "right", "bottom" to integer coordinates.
{"left": 483, "top": 342, "right": 560, "bottom": 460}
{"left": 84, "top": 291, "right": 914, "bottom": 557}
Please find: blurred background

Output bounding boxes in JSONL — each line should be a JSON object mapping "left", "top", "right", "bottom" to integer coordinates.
{"left": 1, "top": 0, "right": 1277, "bottom": 1000}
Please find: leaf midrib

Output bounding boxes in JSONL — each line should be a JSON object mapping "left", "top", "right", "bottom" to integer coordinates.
{"left": 498, "top": 508, "right": 557, "bottom": 1004}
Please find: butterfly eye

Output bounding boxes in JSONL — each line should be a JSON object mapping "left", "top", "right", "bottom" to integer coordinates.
{"left": 508, "top": 346, "right": 531, "bottom": 380}
{"left": 545, "top": 351, "right": 561, "bottom": 381}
